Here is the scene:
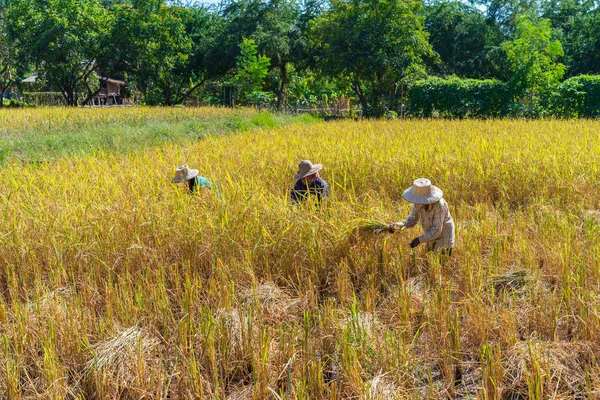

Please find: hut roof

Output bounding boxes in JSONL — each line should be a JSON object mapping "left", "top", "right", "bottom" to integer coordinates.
{"left": 97, "top": 74, "right": 125, "bottom": 86}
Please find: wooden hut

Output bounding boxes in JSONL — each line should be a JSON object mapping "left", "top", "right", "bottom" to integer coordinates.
{"left": 92, "top": 75, "right": 126, "bottom": 106}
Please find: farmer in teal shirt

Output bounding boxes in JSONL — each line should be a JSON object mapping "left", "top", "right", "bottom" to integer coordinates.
{"left": 172, "top": 164, "right": 213, "bottom": 193}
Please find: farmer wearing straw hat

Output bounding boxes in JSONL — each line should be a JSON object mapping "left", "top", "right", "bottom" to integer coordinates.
{"left": 172, "top": 164, "right": 213, "bottom": 193}
{"left": 388, "top": 178, "right": 455, "bottom": 255}
{"left": 291, "top": 160, "right": 330, "bottom": 204}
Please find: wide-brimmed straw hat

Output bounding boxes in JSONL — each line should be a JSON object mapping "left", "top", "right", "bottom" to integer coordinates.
{"left": 172, "top": 164, "right": 199, "bottom": 183}
{"left": 402, "top": 178, "right": 443, "bottom": 204}
{"left": 294, "top": 160, "right": 322, "bottom": 180}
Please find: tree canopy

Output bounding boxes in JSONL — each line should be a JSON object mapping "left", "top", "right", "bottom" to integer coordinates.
{"left": 8, "top": 0, "right": 110, "bottom": 106}
{"left": 1, "top": 0, "right": 599, "bottom": 113}
{"left": 311, "top": 0, "right": 433, "bottom": 116}
{"left": 502, "top": 15, "right": 565, "bottom": 109}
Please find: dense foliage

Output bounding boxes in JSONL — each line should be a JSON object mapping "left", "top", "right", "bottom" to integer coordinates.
{"left": 547, "top": 75, "right": 600, "bottom": 117}
{"left": 311, "top": 0, "right": 432, "bottom": 117}
{"left": 410, "top": 74, "right": 600, "bottom": 118}
{"left": 1, "top": 0, "right": 599, "bottom": 116}
{"left": 408, "top": 77, "right": 512, "bottom": 117}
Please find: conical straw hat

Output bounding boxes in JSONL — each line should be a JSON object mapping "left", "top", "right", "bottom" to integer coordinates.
{"left": 402, "top": 178, "right": 443, "bottom": 204}
{"left": 294, "top": 160, "right": 323, "bottom": 180}
{"left": 173, "top": 164, "right": 199, "bottom": 183}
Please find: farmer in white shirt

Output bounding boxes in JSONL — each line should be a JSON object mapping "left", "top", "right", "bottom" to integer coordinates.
{"left": 388, "top": 178, "right": 455, "bottom": 256}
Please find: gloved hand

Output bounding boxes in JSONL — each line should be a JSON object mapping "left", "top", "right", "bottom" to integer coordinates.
{"left": 409, "top": 237, "right": 420, "bottom": 248}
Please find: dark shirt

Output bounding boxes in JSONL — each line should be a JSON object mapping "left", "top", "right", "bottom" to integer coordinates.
{"left": 291, "top": 177, "right": 330, "bottom": 203}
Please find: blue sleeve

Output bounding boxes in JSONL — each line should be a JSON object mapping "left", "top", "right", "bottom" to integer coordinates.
{"left": 197, "top": 176, "right": 212, "bottom": 188}
{"left": 317, "top": 178, "right": 329, "bottom": 198}
{"left": 322, "top": 182, "right": 330, "bottom": 197}
{"left": 290, "top": 181, "right": 301, "bottom": 203}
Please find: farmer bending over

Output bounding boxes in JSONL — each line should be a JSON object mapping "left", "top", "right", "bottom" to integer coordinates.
{"left": 291, "top": 160, "right": 329, "bottom": 204}
{"left": 173, "top": 164, "right": 213, "bottom": 193}
{"left": 388, "top": 178, "right": 455, "bottom": 256}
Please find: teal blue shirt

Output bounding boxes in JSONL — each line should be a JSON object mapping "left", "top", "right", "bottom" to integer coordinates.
{"left": 189, "top": 175, "right": 212, "bottom": 192}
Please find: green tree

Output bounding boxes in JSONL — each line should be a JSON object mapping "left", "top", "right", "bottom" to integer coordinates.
{"left": 100, "top": 1, "right": 220, "bottom": 105}
{"left": 424, "top": 1, "right": 510, "bottom": 80}
{"left": 183, "top": 6, "right": 225, "bottom": 98}
{"left": 566, "top": 10, "right": 600, "bottom": 76}
{"left": 8, "top": 0, "right": 110, "bottom": 106}
{"left": 206, "top": 0, "right": 264, "bottom": 81}
{"left": 311, "top": 0, "right": 433, "bottom": 117}
{"left": 472, "top": 0, "right": 539, "bottom": 32}
{"left": 251, "top": 0, "right": 301, "bottom": 109}
{"left": 541, "top": 0, "right": 600, "bottom": 77}
{"left": 231, "top": 37, "right": 271, "bottom": 103}
{"left": 502, "top": 15, "right": 565, "bottom": 110}
{"left": 215, "top": 0, "right": 311, "bottom": 109}
{"left": 0, "top": 1, "right": 17, "bottom": 107}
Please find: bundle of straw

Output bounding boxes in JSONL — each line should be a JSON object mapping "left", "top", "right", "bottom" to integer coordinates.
{"left": 350, "top": 219, "right": 390, "bottom": 234}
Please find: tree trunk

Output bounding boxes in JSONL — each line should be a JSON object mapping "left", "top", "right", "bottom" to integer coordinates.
{"left": 353, "top": 75, "right": 368, "bottom": 118}
{"left": 62, "top": 87, "right": 77, "bottom": 106}
{"left": 69, "top": 95, "right": 77, "bottom": 106}
{"left": 0, "top": 84, "right": 6, "bottom": 107}
{"left": 356, "top": 88, "right": 368, "bottom": 118}
{"left": 163, "top": 85, "right": 173, "bottom": 106}
{"left": 83, "top": 76, "right": 107, "bottom": 106}
{"left": 68, "top": 89, "right": 76, "bottom": 106}
{"left": 357, "top": 91, "right": 368, "bottom": 117}
{"left": 276, "top": 63, "right": 287, "bottom": 110}
{"left": 173, "top": 76, "right": 206, "bottom": 105}
{"left": 0, "top": 67, "right": 12, "bottom": 108}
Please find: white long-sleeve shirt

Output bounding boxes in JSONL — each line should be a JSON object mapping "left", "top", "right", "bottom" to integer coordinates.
{"left": 395, "top": 198, "right": 455, "bottom": 251}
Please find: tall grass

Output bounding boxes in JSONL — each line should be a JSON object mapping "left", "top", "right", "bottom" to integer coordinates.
{"left": 0, "top": 115, "right": 599, "bottom": 398}
{"left": 0, "top": 107, "right": 317, "bottom": 164}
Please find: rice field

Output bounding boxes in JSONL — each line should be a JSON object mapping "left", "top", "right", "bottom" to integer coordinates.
{"left": 1, "top": 109, "right": 600, "bottom": 399}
